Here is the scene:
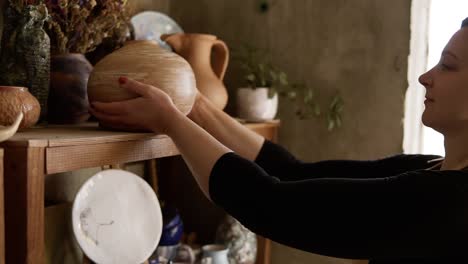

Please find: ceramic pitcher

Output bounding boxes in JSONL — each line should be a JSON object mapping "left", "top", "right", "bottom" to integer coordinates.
{"left": 161, "top": 33, "right": 229, "bottom": 110}
{"left": 201, "top": 244, "right": 229, "bottom": 264}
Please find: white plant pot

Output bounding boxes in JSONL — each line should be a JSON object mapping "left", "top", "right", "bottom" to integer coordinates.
{"left": 236, "top": 87, "right": 278, "bottom": 122}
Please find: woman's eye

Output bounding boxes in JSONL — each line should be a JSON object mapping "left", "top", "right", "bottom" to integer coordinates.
{"left": 439, "top": 63, "right": 454, "bottom": 71}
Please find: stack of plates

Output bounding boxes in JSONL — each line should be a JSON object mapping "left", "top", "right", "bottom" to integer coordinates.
{"left": 130, "top": 11, "right": 184, "bottom": 51}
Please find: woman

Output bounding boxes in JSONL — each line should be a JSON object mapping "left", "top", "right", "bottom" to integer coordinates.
{"left": 90, "top": 18, "right": 468, "bottom": 263}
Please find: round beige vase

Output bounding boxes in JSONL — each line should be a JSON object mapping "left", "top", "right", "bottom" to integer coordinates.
{"left": 87, "top": 40, "right": 197, "bottom": 131}
{"left": 236, "top": 87, "right": 278, "bottom": 122}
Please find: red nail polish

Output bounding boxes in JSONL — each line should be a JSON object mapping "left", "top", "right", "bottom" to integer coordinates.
{"left": 118, "top": 76, "right": 128, "bottom": 84}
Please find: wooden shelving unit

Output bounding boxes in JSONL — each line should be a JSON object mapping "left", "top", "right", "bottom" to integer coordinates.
{"left": 0, "top": 148, "right": 4, "bottom": 264}
{"left": 0, "top": 121, "right": 279, "bottom": 264}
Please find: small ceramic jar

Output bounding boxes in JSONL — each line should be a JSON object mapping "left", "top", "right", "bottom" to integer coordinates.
{"left": 0, "top": 86, "right": 41, "bottom": 129}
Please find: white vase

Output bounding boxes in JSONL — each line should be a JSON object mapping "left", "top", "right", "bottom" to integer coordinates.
{"left": 236, "top": 87, "right": 278, "bottom": 122}
{"left": 215, "top": 215, "right": 257, "bottom": 264}
{"left": 202, "top": 244, "right": 230, "bottom": 264}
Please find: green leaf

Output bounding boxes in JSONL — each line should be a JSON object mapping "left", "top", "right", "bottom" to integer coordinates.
{"left": 287, "top": 91, "right": 297, "bottom": 99}
{"left": 269, "top": 70, "right": 278, "bottom": 82}
{"left": 268, "top": 88, "right": 276, "bottom": 98}
{"left": 279, "top": 72, "right": 288, "bottom": 86}
{"left": 304, "top": 88, "right": 314, "bottom": 103}
{"left": 246, "top": 74, "right": 256, "bottom": 86}
{"left": 335, "top": 115, "right": 342, "bottom": 127}
{"left": 314, "top": 104, "right": 321, "bottom": 116}
{"left": 258, "top": 63, "right": 265, "bottom": 72}
{"left": 328, "top": 120, "right": 335, "bottom": 131}
{"left": 330, "top": 97, "right": 338, "bottom": 109}
{"left": 330, "top": 94, "right": 343, "bottom": 110}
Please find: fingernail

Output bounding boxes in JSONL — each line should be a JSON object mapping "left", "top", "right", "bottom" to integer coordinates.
{"left": 118, "top": 76, "right": 128, "bottom": 84}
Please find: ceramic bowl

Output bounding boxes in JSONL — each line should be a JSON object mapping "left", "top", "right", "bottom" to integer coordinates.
{"left": 0, "top": 86, "right": 41, "bottom": 129}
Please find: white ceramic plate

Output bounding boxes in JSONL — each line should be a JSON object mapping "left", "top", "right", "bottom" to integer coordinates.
{"left": 72, "top": 169, "right": 163, "bottom": 264}
{"left": 130, "top": 11, "right": 184, "bottom": 51}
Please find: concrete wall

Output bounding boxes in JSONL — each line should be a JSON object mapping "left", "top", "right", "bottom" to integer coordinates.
{"left": 168, "top": 0, "right": 409, "bottom": 160}
{"left": 165, "top": 1, "right": 410, "bottom": 263}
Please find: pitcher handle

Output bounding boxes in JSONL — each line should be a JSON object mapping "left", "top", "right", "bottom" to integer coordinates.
{"left": 176, "top": 244, "right": 196, "bottom": 263}
{"left": 212, "top": 39, "right": 229, "bottom": 80}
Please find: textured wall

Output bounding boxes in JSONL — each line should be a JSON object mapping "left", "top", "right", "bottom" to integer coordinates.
{"left": 126, "top": 0, "right": 169, "bottom": 16}
{"left": 168, "top": 0, "right": 409, "bottom": 160}
{"left": 167, "top": 1, "right": 410, "bottom": 264}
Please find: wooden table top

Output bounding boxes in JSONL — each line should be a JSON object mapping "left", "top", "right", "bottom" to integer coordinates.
{"left": 0, "top": 120, "right": 280, "bottom": 148}
{"left": 0, "top": 121, "right": 280, "bottom": 174}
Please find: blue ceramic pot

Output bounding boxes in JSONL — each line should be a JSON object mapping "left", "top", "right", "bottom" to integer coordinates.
{"left": 159, "top": 206, "right": 184, "bottom": 246}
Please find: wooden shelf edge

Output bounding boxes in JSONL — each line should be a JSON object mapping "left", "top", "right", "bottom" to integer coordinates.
{"left": 46, "top": 137, "right": 179, "bottom": 174}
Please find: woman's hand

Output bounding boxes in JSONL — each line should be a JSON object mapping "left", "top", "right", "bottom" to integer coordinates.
{"left": 89, "top": 77, "right": 182, "bottom": 134}
{"left": 187, "top": 91, "right": 203, "bottom": 119}
{"left": 186, "top": 91, "right": 205, "bottom": 125}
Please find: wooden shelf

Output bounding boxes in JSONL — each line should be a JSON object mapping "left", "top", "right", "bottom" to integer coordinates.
{"left": 2, "top": 122, "right": 279, "bottom": 175}
{"left": 1, "top": 120, "right": 280, "bottom": 264}
{"left": 0, "top": 148, "right": 4, "bottom": 264}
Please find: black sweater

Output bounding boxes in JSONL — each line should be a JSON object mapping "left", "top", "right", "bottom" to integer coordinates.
{"left": 209, "top": 140, "right": 468, "bottom": 264}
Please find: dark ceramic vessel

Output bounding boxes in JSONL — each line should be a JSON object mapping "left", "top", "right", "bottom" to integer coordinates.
{"left": 48, "top": 53, "right": 92, "bottom": 124}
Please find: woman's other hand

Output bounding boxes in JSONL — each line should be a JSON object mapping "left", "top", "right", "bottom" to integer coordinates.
{"left": 90, "top": 77, "right": 182, "bottom": 134}
{"left": 187, "top": 91, "right": 203, "bottom": 119}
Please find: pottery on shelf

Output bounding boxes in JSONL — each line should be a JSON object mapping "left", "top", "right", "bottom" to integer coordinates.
{"left": 159, "top": 205, "right": 184, "bottom": 246}
{"left": 48, "top": 53, "right": 92, "bottom": 124}
{"left": 0, "top": 86, "right": 41, "bottom": 130}
{"left": 161, "top": 33, "right": 229, "bottom": 110}
{"left": 0, "top": 4, "right": 50, "bottom": 120}
{"left": 202, "top": 244, "right": 230, "bottom": 264}
{"left": 215, "top": 215, "right": 257, "bottom": 264}
{"left": 236, "top": 87, "right": 278, "bottom": 122}
{"left": 87, "top": 40, "right": 197, "bottom": 131}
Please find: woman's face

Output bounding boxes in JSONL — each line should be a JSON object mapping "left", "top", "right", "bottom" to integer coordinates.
{"left": 419, "top": 27, "right": 468, "bottom": 133}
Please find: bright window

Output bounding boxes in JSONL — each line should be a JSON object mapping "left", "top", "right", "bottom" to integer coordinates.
{"left": 405, "top": 0, "right": 468, "bottom": 155}
{"left": 420, "top": 0, "right": 468, "bottom": 156}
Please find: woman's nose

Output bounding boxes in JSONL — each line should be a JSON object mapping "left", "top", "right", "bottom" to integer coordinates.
{"left": 418, "top": 69, "right": 433, "bottom": 88}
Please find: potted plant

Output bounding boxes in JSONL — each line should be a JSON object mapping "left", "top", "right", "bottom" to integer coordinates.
{"left": 234, "top": 44, "right": 279, "bottom": 122}
{"left": 234, "top": 44, "right": 344, "bottom": 130}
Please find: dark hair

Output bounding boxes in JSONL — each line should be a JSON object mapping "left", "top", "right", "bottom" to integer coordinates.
{"left": 462, "top": 17, "right": 468, "bottom": 27}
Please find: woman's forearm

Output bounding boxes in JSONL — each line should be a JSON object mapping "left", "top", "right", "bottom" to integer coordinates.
{"left": 188, "top": 95, "right": 265, "bottom": 161}
{"left": 166, "top": 109, "right": 232, "bottom": 200}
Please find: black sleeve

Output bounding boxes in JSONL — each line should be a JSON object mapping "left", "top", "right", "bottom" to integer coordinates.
{"left": 210, "top": 152, "right": 467, "bottom": 260}
{"left": 255, "top": 140, "right": 442, "bottom": 181}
